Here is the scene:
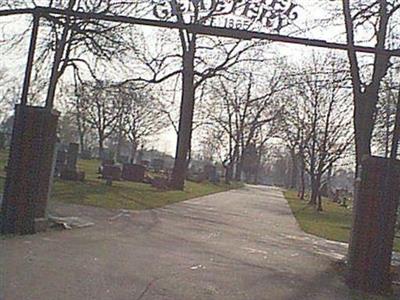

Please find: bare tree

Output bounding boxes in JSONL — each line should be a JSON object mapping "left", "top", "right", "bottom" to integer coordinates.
{"left": 0, "top": 68, "right": 20, "bottom": 125}
{"left": 116, "top": 0, "right": 300, "bottom": 189}
{"left": 119, "top": 83, "right": 169, "bottom": 162}
{"left": 373, "top": 63, "right": 400, "bottom": 157}
{"left": 1, "top": 0, "right": 138, "bottom": 108}
{"left": 341, "top": 0, "right": 400, "bottom": 170}
{"left": 205, "top": 64, "right": 284, "bottom": 182}
{"left": 281, "top": 53, "right": 353, "bottom": 210}
{"left": 77, "top": 80, "right": 127, "bottom": 158}
{"left": 281, "top": 94, "right": 308, "bottom": 199}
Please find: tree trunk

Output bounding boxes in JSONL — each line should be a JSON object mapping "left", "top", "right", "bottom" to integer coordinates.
{"left": 170, "top": 36, "right": 196, "bottom": 190}
{"left": 129, "top": 142, "right": 138, "bottom": 164}
{"left": 234, "top": 157, "right": 242, "bottom": 181}
{"left": 343, "top": 1, "right": 396, "bottom": 293}
{"left": 290, "top": 149, "right": 298, "bottom": 189}
{"left": 186, "top": 137, "right": 192, "bottom": 169}
{"left": 309, "top": 175, "right": 320, "bottom": 206}
{"left": 254, "top": 166, "right": 259, "bottom": 185}
{"left": 98, "top": 136, "right": 104, "bottom": 160}
{"left": 298, "top": 156, "right": 305, "bottom": 200}
{"left": 45, "top": 0, "right": 77, "bottom": 109}
{"left": 225, "top": 163, "right": 233, "bottom": 184}
{"left": 115, "top": 125, "right": 123, "bottom": 161}
{"left": 75, "top": 98, "right": 86, "bottom": 153}
{"left": 317, "top": 192, "right": 323, "bottom": 212}
{"left": 78, "top": 130, "right": 85, "bottom": 153}
{"left": 354, "top": 92, "right": 376, "bottom": 174}
{"left": 347, "top": 157, "right": 400, "bottom": 294}
{"left": 254, "top": 150, "right": 263, "bottom": 185}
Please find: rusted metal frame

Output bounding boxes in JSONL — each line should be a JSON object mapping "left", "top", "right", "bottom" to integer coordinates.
{"left": 38, "top": 6, "right": 400, "bottom": 57}
{"left": 0, "top": 8, "right": 34, "bottom": 17}
{"left": 2, "top": 7, "right": 399, "bottom": 57}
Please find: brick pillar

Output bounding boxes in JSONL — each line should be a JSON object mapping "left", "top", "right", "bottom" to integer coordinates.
{"left": 347, "top": 156, "right": 400, "bottom": 293}
{"left": 1, "top": 105, "right": 59, "bottom": 235}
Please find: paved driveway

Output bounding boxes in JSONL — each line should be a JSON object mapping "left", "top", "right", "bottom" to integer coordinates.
{"left": 0, "top": 185, "right": 393, "bottom": 299}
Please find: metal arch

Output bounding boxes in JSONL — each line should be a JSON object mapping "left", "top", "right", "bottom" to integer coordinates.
{"left": 1, "top": 6, "right": 399, "bottom": 57}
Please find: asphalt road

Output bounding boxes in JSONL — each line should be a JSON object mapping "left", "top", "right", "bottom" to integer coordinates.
{"left": 0, "top": 185, "right": 391, "bottom": 299}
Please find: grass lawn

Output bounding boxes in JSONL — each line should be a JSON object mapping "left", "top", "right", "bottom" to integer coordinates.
{"left": 0, "top": 150, "right": 243, "bottom": 210}
{"left": 284, "top": 190, "right": 400, "bottom": 252}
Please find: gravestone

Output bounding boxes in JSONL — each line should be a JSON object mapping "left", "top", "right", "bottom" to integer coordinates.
{"left": 140, "top": 160, "right": 150, "bottom": 168}
{"left": 66, "top": 143, "right": 79, "bottom": 171}
{"left": 187, "top": 165, "right": 203, "bottom": 182}
{"left": 99, "top": 148, "right": 114, "bottom": 163}
{"left": 122, "top": 164, "right": 146, "bottom": 182}
{"left": 54, "top": 149, "right": 66, "bottom": 177}
{"left": 333, "top": 189, "right": 340, "bottom": 203}
{"left": 204, "top": 164, "right": 218, "bottom": 183}
{"left": 210, "top": 171, "right": 220, "bottom": 183}
{"left": 117, "top": 155, "right": 129, "bottom": 164}
{"left": 80, "top": 149, "right": 92, "bottom": 160}
{"left": 102, "top": 165, "right": 122, "bottom": 181}
{"left": 98, "top": 159, "right": 113, "bottom": 175}
{"left": 151, "top": 158, "right": 164, "bottom": 173}
{"left": 101, "top": 159, "right": 115, "bottom": 167}
{"left": 60, "top": 143, "right": 85, "bottom": 181}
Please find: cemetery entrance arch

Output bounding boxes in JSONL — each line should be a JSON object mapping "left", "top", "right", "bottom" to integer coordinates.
{"left": 1, "top": 3, "right": 400, "bottom": 294}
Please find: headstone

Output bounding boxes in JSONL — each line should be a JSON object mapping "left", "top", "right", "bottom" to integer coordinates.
{"left": 151, "top": 158, "right": 164, "bottom": 173}
{"left": 80, "top": 149, "right": 92, "bottom": 160}
{"left": 102, "top": 165, "right": 122, "bottom": 181}
{"left": 204, "top": 164, "right": 218, "bottom": 183}
{"left": 211, "top": 171, "right": 220, "bottom": 183}
{"left": 140, "top": 160, "right": 150, "bottom": 168}
{"left": 341, "top": 197, "right": 348, "bottom": 208}
{"left": 117, "top": 155, "right": 129, "bottom": 164}
{"left": 333, "top": 189, "right": 340, "bottom": 203}
{"left": 102, "top": 159, "right": 115, "bottom": 166}
{"left": 98, "top": 159, "right": 114, "bottom": 175}
{"left": 121, "top": 164, "right": 145, "bottom": 182}
{"left": 66, "top": 143, "right": 79, "bottom": 171}
{"left": 54, "top": 149, "right": 66, "bottom": 177}
{"left": 60, "top": 143, "right": 85, "bottom": 181}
